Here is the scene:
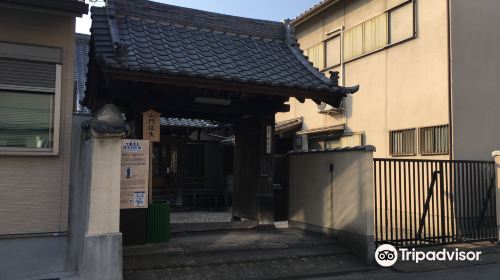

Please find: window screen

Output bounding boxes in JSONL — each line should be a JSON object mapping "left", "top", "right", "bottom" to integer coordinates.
{"left": 364, "top": 13, "right": 388, "bottom": 53}
{"left": 304, "top": 43, "right": 325, "bottom": 69}
{"left": 390, "top": 128, "right": 416, "bottom": 156}
{"left": 343, "top": 24, "right": 363, "bottom": 61}
{"left": 419, "top": 125, "right": 449, "bottom": 155}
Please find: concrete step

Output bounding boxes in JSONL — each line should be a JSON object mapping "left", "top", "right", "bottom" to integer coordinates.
{"left": 124, "top": 228, "right": 339, "bottom": 258}
{"left": 171, "top": 220, "right": 257, "bottom": 233}
{"left": 124, "top": 243, "right": 348, "bottom": 270}
{"left": 123, "top": 249, "right": 376, "bottom": 280}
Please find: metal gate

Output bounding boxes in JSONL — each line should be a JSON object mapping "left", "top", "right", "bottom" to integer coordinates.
{"left": 374, "top": 159, "right": 497, "bottom": 247}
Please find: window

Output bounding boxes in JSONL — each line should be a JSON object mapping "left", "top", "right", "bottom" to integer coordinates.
{"left": 363, "top": 13, "right": 388, "bottom": 53}
{"left": 0, "top": 91, "right": 55, "bottom": 149}
{"left": 325, "top": 35, "right": 341, "bottom": 68}
{"left": 343, "top": 24, "right": 363, "bottom": 61}
{"left": 389, "top": 1, "right": 415, "bottom": 44}
{"left": 389, "top": 128, "right": 416, "bottom": 156}
{"left": 341, "top": 133, "right": 363, "bottom": 147}
{"left": 0, "top": 42, "right": 61, "bottom": 155}
{"left": 304, "top": 43, "right": 324, "bottom": 69}
{"left": 419, "top": 125, "right": 449, "bottom": 155}
{"left": 342, "top": 0, "right": 415, "bottom": 62}
{"left": 320, "top": 133, "right": 364, "bottom": 149}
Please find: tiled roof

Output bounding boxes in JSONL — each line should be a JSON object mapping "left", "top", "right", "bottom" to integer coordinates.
{"left": 89, "top": 0, "right": 358, "bottom": 97}
{"left": 74, "top": 33, "right": 90, "bottom": 113}
{"left": 160, "top": 117, "right": 219, "bottom": 129}
{"left": 288, "top": 145, "right": 376, "bottom": 155}
{"left": 275, "top": 117, "right": 303, "bottom": 134}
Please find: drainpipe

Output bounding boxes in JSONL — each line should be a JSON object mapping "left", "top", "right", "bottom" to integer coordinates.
{"left": 447, "top": 0, "right": 454, "bottom": 160}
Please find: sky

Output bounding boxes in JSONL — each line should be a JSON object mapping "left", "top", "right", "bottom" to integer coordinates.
{"left": 76, "top": 0, "right": 320, "bottom": 34}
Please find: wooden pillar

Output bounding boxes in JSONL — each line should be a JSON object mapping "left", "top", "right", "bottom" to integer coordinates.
{"left": 233, "top": 114, "right": 275, "bottom": 225}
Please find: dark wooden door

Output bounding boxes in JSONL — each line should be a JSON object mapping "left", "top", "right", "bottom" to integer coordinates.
{"left": 273, "top": 154, "right": 289, "bottom": 221}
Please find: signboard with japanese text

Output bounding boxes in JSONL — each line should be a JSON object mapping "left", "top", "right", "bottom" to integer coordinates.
{"left": 120, "top": 139, "right": 150, "bottom": 209}
{"left": 142, "top": 109, "right": 161, "bottom": 142}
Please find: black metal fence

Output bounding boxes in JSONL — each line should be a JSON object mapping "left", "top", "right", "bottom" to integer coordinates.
{"left": 374, "top": 158, "right": 497, "bottom": 247}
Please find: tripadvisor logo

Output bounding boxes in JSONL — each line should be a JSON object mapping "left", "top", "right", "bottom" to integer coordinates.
{"left": 375, "top": 244, "right": 482, "bottom": 267}
{"left": 375, "top": 244, "right": 398, "bottom": 267}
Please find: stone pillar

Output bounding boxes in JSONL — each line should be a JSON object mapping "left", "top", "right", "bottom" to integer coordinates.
{"left": 79, "top": 105, "right": 127, "bottom": 280}
{"left": 492, "top": 151, "right": 500, "bottom": 241}
{"left": 232, "top": 114, "right": 275, "bottom": 225}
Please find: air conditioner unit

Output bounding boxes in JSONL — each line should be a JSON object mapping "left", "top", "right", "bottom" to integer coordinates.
{"left": 317, "top": 100, "right": 343, "bottom": 114}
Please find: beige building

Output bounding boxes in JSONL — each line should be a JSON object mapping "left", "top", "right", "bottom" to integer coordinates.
{"left": 0, "top": 1, "right": 87, "bottom": 279}
{"left": 277, "top": 0, "right": 500, "bottom": 160}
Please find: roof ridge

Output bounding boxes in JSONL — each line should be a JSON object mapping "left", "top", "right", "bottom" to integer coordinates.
{"left": 107, "top": 0, "right": 285, "bottom": 40}
{"left": 119, "top": 14, "right": 285, "bottom": 44}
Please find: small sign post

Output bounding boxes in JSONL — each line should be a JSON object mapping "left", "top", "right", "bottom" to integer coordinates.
{"left": 142, "top": 109, "right": 161, "bottom": 142}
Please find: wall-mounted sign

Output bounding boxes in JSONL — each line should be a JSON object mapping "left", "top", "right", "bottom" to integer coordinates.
{"left": 266, "top": 125, "right": 272, "bottom": 154}
{"left": 120, "top": 139, "right": 150, "bottom": 209}
{"left": 142, "top": 109, "right": 160, "bottom": 142}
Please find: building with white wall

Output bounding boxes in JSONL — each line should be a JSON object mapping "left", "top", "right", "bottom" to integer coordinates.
{"left": 277, "top": 0, "right": 500, "bottom": 160}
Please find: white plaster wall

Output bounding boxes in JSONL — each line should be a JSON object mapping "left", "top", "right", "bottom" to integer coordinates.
{"left": 281, "top": 0, "right": 450, "bottom": 159}
{"left": 288, "top": 151, "right": 374, "bottom": 237}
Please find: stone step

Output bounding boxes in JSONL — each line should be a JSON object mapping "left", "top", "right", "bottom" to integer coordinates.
{"left": 124, "top": 244, "right": 348, "bottom": 270}
{"left": 124, "top": 249, "right": 375, "bottom": 280}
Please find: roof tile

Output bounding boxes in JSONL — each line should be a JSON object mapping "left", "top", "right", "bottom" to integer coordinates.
{"left": 89, "top": 0, "right": 359, "bottom": 97}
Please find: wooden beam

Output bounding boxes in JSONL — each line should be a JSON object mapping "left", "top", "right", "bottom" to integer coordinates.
{"left": 106, "top": 68, "right": 344, "bottom": 103}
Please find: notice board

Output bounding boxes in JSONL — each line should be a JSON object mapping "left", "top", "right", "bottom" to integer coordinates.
{"left": 120, "top": 139, "right": 150, "bottom": 209}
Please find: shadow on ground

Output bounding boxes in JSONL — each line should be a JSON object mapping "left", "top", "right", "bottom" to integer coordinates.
{"left": 123, "top": 228, "right": 376, "bottom": 280}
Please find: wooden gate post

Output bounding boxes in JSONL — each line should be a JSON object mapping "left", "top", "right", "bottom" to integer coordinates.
{"left": 232, "top": 114, "right": 275, "bottom": 225}
{"left": 492, "top": 151, "right": 500, "bottom": 241}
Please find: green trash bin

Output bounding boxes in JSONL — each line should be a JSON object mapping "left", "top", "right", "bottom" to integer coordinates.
{"left": 147, "top": 202, "right": 171, "bottom": 243}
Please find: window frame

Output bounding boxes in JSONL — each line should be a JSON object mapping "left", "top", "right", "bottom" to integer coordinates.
{"left": 389, "top": 128, "right": 417, "bottom": 157}
{"left": 419, "top": 124, "right": 450, "bottom": 156}
{"left": 339, "top": 0, "right": 416, "bottom": 64}
{"left": 324, "top": 33, "right": 342, "bottom": 69}
{"left": 0, "top": 64, "right": 61, "bottom": 156}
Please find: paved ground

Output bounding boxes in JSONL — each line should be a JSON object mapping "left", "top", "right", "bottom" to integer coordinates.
{"left": 315, "top": 263, "right": 500, "bottom": 280}
{"left": 123, "top": 229, "right": 500, "bottom": 280}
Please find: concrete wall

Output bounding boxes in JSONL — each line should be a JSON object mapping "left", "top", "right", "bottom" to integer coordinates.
{"left": 288, "top": 149, "right": 374, "bottom": 262}
{"left": 450, "top": 0, "right": 500, "bottom": 160}
{"left": 280, "top": 0, "right": 450, "bottom": 159}
{"left": 0, "top": 7, "right": 76, "bottom": 235}
{"left": 0, "top": 235, "right": 68, "bottom": 280}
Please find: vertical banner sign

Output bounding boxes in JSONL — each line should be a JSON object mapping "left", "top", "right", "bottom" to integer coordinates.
{"left": 120, "top": 139, "right": 150, "bottom": 209}
{"left": 142, "top": 109, "right": 161, "bottom": 142}
{"left": 266, "top": 125, "right": 272, "bottom": 154}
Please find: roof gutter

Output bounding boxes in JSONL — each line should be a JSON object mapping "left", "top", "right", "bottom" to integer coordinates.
{"left": 292, "top": 0, "right": 341, "bottom": 27}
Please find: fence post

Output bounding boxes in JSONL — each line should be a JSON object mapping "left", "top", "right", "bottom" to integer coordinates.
{"left": 439, "top": 162, "right": 446, "bottom": 244}
{"left": 492, "top": 151, "right": 500, "bottom": 242}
